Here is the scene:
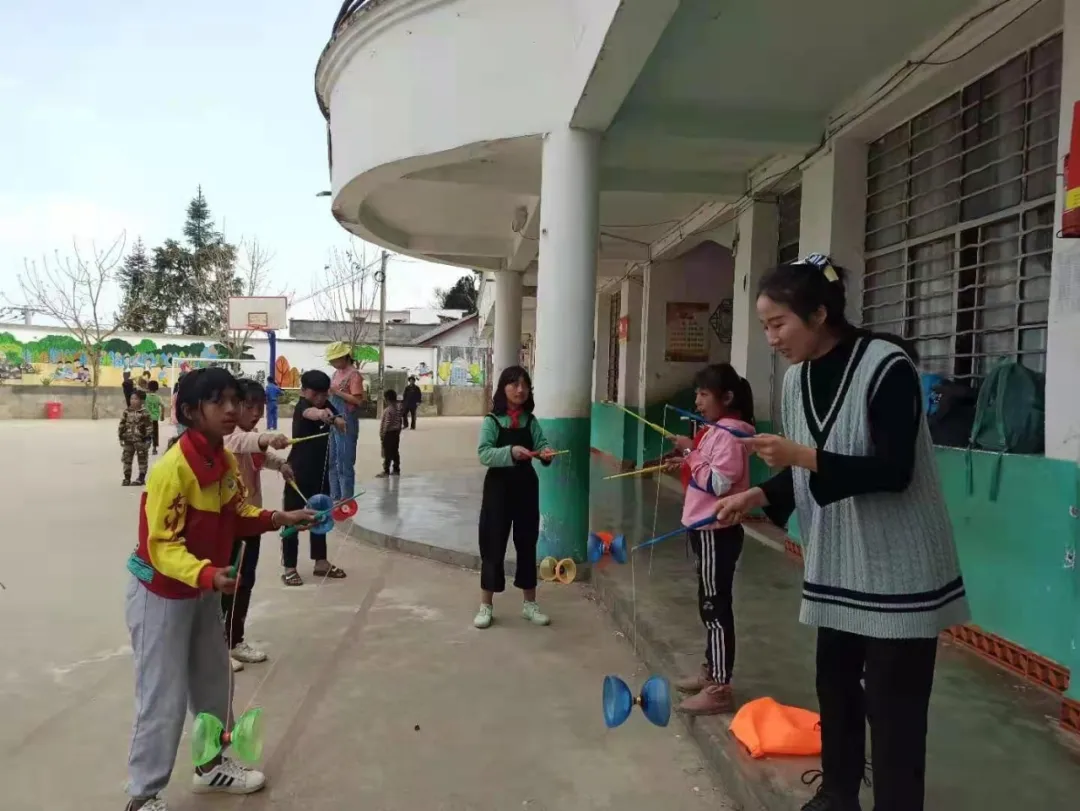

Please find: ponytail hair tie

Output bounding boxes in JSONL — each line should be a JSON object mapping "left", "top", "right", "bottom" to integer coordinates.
{"left": 802, "top": 252, "right": 840, "bottom": 283}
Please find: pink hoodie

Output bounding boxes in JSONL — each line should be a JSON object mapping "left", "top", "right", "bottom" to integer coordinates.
{"left": 224, "top": 429, "right": 284, "bottom": 509}
{"left": 681, "top": 418, "right": 756, "bottom": 530}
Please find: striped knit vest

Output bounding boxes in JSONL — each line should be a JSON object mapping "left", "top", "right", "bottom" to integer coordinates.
{"left": 782, "top": 337, "right": 970, "bottom": 639}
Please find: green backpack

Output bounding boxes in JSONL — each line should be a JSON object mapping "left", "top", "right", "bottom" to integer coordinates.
{"left": 966, "top": 360, "right": 1045, "bottom": 500}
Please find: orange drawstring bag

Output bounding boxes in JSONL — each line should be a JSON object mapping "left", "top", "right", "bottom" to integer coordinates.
{"left": 729, "top": 697, "right": 822, "bottom": 758}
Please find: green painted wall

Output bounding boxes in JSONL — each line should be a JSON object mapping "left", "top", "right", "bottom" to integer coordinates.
{"left": 590, "top": 402, "right": 638, "bottom": 464}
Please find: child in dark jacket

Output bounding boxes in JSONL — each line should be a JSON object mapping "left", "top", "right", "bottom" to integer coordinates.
{"left": 378, "top": 389, "right": 403, "bottom": 477}
{"left": 280, "top": 370, "right": 348, "bottom": 586}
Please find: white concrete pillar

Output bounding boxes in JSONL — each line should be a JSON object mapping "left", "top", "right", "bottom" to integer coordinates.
{"left": 492, "top": 270, "right": 523, "bottom": 382}
{"left": 617, "top": 276, "right": 643, "bottom": 408}
{"left": 1046, "top": 0, "right": 1080, "bottom": 462}
{"left": 534, "top": 126, "right": 601, "bottom": 561}
{"left": 731, "top": 201, "right": 779, "bottom": 426}
{"left": 798, "top": 138, "right": 869, "bottom": 325}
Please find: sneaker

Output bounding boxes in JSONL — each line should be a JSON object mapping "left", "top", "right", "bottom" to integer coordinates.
{"left": 231, "top": 641, "right": 268, "bottom": 664}
{"left": 675, "top": 663, "right": 709, "bottom": 694}
{"left": 521, "top": 601, "right": 550, "bottom": 626}
{"left": 192, "top": 758, "right": 266, "bottom": 795}
{"left": 134, "top": 477, "right": 146, "bottom": 487}
{"left": 473, "top": 604, "right": 493, "bottom": 629}
{"left": 391, "top": 470, "right": 400, "bottom": 476}
{"left": 376, "top": 472, "right": 390, "bottom": 479}
{"left": 122, "top": 479, "right": 132, "bottom": 487}
{"left": 676, "top": 682, "right": 734, "bottom": 715}
{"left": 126, "top": 798, "right": 168, "bottom": 811}
{"left": 231, "top": 657, "right": 244, "bottom": 673}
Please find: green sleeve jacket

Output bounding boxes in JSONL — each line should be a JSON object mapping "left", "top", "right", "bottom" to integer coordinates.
{"left": 477, "top": 413, "right": 552, "bottom": 468}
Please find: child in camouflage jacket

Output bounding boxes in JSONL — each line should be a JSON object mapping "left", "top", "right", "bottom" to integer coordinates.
{"left": 119, "top": 390, "right": 153, "bottom": 486}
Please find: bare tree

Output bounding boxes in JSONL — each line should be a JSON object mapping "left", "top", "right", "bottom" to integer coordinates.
{"left": 311, "top": 240, "right": 382, "bottom": 352}
{"left": 214, "top": 237, "right": 289, "bottom": 359}
{"left": 17, "top": 234, "right": 126, "bottom": 419}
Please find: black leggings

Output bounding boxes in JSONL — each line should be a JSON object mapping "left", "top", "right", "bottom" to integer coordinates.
{"left": 816, "top": 627, "right": 938, "bottom": 811}
{"left": 688, "top": 527, "right": 743, "bottom": 683}
{"left": 478, "top": 467, "right": 539, "bottom": 593}
{"left": 222, "top": 536, "right": 260, "bottom": 646}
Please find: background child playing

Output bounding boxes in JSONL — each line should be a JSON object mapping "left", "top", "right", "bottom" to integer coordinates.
{"left": 223, "top": 379, "right": 294, "bottom": 671}
{"left": 281, "top": 370, "right": 348, "bottom": 586}
{"left": 145, "top": 380, "right": 163, "bottom": 454}
{"left": 123, "top": 368, "right": 313, "bottom": 811}
{"left": 474, "top": 365, "right": 557, "bottom": 630}
{"left": 119, "top": 389, "right": 153, "bottom": 486}
{"left": 377, "top": 389, "right": 403, "bottom": 477}
{"left": 667, "top": 363, "right": 756, "bottom": 715}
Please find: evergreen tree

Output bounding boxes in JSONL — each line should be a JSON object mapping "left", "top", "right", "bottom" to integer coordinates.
{"left": 148, "top": 239, "right": 190, "bottom": 333}
{"left": 179, "top": 187, "right": 237, "bottom": 336}
{"left": 117, "top": 238, "right": 153, "bottom": 330}
{"left": 436, "top": 273, "right": 480, "bottom": 313}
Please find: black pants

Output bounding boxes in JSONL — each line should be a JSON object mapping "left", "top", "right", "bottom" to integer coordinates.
{"left": 382, "top": 431, "right": 401, "bottom": 473}
{"left": 281, "top": 531, "right": 328, "bottom": 569}
{"left": 688, "top": 527, "right": 743, "bottom": 684}
{"left": 478, "top": 467, "right": 539, "bottom": 593}
{"left": 816, "top": 628, "right": 938, "bottom": 811}
{"left": 222, "top": 536, "right": 260, "bottom": 645}
{"left": 405, "top": 406, "right": 418, "bottom": 429}
{"left": 150, "top": 421, "right": 159, "bottom": 449}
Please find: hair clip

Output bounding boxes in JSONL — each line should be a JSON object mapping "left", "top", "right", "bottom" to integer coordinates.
{"left": 802, "top": 253, "right": 839, "bottom": 283}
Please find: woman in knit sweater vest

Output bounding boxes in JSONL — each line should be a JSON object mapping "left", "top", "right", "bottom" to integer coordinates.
{"left": 715, "top": 255, "right": 968, "bottom": 811}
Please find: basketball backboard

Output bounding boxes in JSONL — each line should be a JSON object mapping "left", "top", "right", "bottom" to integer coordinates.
{"left": 228, "top": 296, "right": 288, "bottom": 331}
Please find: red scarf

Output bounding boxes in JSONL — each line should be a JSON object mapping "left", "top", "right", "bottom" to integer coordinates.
{"left": 179, "top": 429, "right": 229, "bottom": 486}
{"left": 507, "top": 407, "right": 523, "bottom": 429}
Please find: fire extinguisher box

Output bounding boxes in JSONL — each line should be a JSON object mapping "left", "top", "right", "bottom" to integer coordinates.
{"left": 45, "top": 401, "right": 63, "bottom": 420}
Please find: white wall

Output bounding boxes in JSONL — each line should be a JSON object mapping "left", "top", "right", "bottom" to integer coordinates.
{"left": 638, "top": 241, "right": 735, "bottom": 404}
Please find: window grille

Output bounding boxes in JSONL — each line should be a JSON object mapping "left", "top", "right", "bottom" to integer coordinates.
{"left": 863, "top": 34, "right": 1059, "bottom": 382}
{"left": 777, "top": 186, "right": 802, "bottom": 265}
{"left": 606, "top": 291, "right": 621, "bottom": 402}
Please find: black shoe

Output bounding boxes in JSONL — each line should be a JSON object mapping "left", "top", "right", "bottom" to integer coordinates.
{"left": 391, "top": 470, "right": 400, "bottom": 476}
{"left": 135, "top": 477, "right": 146, "bottom": 487}
{"left": 800, "top": 771, "right": 862, "bottom": 811}
{"left": 122, "top": 478, "right": 132, "bottom": 486}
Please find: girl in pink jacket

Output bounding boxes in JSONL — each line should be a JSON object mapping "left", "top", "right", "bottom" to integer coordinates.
{"left": 668, "top": 363, "right": 755, "bottom": 716}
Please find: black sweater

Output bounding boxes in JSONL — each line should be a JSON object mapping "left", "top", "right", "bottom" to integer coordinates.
{"left": 760, "top": 334, "right": 923, "bottom": 528}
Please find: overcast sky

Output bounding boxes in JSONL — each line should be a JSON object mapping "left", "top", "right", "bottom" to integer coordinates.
{"left": 0, "top": 1, "right": 468, "bottom": 326}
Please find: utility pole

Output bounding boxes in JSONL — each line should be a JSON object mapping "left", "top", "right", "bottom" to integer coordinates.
{"left": 376, "top": 250, "right": 389, "bottom": 416}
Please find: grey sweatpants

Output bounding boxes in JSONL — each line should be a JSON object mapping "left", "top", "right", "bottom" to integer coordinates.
{"left": 125, "top": 576, "right": 233, "bottom": 800}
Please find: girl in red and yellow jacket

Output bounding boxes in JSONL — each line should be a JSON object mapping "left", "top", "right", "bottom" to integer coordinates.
{"left": 123, "top": 368, "right": 314, "bottom": 811}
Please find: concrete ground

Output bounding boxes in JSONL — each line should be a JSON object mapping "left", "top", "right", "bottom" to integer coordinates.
{"left": 0, "top": 417, "right": 731, "bottom": 811}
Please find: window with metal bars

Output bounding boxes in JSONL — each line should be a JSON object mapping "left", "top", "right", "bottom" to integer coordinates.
{"left": 777, "top": 186, "right": 803, "bottom": 265}
{"left": 862, "top": 34, "right": 1059, "bottom": 383}
{"left": 606, "top": 291, "right": 621, "bottom": 402}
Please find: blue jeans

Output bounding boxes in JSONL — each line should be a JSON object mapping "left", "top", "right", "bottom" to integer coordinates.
{"left": 328, "top": 399, "right": 359, "bottom": 501}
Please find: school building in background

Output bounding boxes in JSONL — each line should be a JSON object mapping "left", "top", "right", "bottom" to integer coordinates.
{"left": 315, "top": 0, "right": 1080, "bottom": 730}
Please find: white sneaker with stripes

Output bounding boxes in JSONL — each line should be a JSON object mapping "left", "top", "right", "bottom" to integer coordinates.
{"left": 191, "top": 758, "right": 266, "bottom": 795}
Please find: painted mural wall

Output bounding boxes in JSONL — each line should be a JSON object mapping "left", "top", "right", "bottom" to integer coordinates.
{"left": 0, "top": 324, "right": 438, "bottom": 391}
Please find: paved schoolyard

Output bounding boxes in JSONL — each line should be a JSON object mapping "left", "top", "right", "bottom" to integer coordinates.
{"left": 0, "top": 417, "right": 732, "bottom": 810}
